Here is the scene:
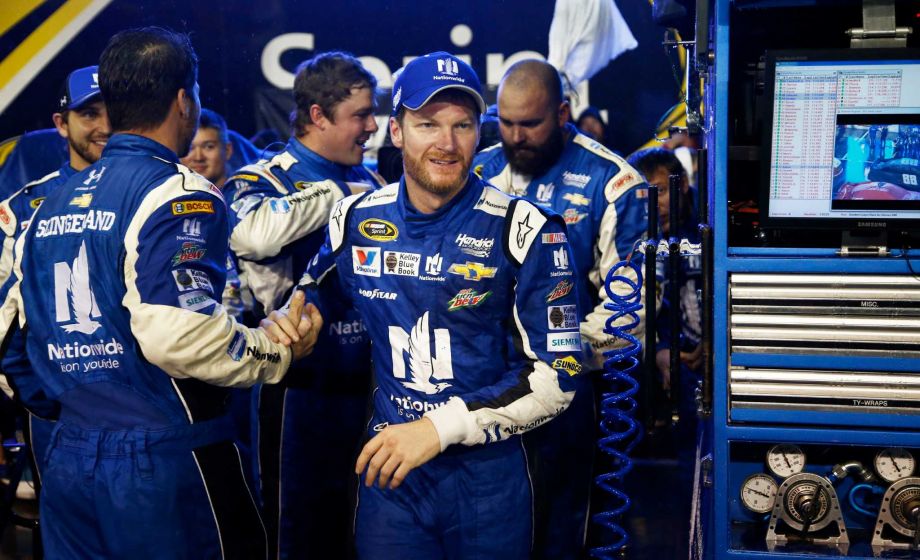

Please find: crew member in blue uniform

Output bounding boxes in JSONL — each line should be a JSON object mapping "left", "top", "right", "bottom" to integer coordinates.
{"left": 474, "top": 59, "right": 648, "bottom": 559}
{"left": 0, "top": 27, "right": 320, "bottom": 559}
{"left": 0, "top": 64, "right": 110, "bottom": 485}
{"left": 281, "top": 51, "right": 586, "bottom": 559}
{"left": 225, "top": 51, "right": 384, "bottom": 559}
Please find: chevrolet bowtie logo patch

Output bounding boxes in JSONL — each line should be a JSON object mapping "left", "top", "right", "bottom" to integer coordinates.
{"left": 447, "top": 262, "right": 497, "bottom": 281}
{"left": 69, "top": 193, "right": 93, "bottom": 208}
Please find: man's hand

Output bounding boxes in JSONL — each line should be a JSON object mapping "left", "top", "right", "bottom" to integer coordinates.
{"left": 355, "top": 418, "right": 441, "bottom": 490}
{"left": 656, "top": 344, "right": 703, "bottom": 390}
{"left": 259, "top": 290, "right": 323, "bottom": 360}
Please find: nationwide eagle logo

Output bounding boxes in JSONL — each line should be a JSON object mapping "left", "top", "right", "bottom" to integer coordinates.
{"left": 397, "top": 312, "right": 452, "bottom": 395}
{"left": 54, "top": 241, "right": 101, "bottom": 334}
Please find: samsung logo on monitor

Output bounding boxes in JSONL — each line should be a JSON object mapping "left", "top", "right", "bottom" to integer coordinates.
{"left": 857, "top": 221, "right": 887, "bottom": 228}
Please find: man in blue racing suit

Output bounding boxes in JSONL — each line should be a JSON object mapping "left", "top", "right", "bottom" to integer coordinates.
{"left": 0, "top": 64, "right": 111, "bottom": 485}
{"left": 280, "top": 51, "right": 586, "bottom": 559}
{"left": 0, "top": 27, "right": 320, "bottom": 559}
{"left": 225, "top": 51, "right": 384, "bottom": 558}
{"left": 474, "top": 60, "right": 648, "bottom": 558}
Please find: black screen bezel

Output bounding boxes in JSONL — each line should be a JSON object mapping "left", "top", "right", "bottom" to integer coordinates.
{"left": 759, "top": 48, "right": 920, "bottom": 232}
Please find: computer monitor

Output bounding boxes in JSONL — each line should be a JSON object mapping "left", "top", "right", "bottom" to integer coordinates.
{"left": 761, "top": 49, "right": 920, "bottom": 233}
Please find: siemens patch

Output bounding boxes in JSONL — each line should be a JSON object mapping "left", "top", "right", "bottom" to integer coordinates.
{"left": 547, "top": 332, "right": 582, "bottom": 352}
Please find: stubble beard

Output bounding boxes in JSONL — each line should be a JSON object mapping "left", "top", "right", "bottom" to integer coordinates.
{"left": 403, "top": 148, "right": 470, "bottom": 196}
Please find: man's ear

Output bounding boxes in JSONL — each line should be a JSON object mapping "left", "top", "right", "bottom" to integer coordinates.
{"left": 557, "top": 101, "right": 571, "bottom": 128}
{"left": 309, "top": 104, "right": 328, "bottom": 131}
{"left": 52, "top": 113, "right": 69, "bottom": 139}
{"left": 177, "top": 88, "right": 192, "bottom": 118}
{"left": 389, "top": 116, "right": 403, "bottom": 149}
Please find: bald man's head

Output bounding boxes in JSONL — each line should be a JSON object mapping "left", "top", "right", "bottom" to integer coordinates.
{"left": 497, "top": 59, "right": 569, "bottom": 176}
{"left": 500, "top": 60, "right": 564, "bottom": 107}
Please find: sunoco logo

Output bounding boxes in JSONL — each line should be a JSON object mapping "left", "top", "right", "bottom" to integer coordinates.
{"left": 359, "top": 219, "right": 398, "bottom": 241}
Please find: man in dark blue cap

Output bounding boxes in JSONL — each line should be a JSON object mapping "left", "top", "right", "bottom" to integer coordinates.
{"left": 0, "top": 65, "right": 111, "bottom": 482}
{"left": 277, "top": 51, "right": 586, "bottom": 558}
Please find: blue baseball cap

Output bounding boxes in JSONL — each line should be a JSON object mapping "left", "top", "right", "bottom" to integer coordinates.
{"left": 391, "top": 52, "right": 485, "bottom": 116}
{"left": 59, "top": 66, "right": 101, "bottom": 111}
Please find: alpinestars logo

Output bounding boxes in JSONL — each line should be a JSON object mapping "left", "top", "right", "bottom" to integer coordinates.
{"left": 389, "top": 311, "right": 453, "bottom": 394}
{"left": 54, "top": 241, "right": 101, "bottom": 334}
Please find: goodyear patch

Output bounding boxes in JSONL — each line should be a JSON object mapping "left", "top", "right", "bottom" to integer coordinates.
{"left": 30, "top": 197, "right": 45, "bottom": 209}
{"left": 359, "top": 218, "right": 398, "bottom": 242}
{"left": 552, "top": 355, "right": 583, "bottom": 376}
{"left": 172, "top": 200, "right": 214, "bottom": 215}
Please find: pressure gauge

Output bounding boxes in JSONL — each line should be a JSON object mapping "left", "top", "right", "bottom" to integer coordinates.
{"left": 766, "top": 444, "right": 806, "bottom": 478}
{"left": 740, "top": 473, "right": 778, "bottom": 514}
{"left": 875, "top": 448, "right": 915, "bottom": 483}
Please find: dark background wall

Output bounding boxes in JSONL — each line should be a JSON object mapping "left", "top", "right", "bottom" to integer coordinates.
{"left": 0, "top": 0, "right": 684, "bottom": 157}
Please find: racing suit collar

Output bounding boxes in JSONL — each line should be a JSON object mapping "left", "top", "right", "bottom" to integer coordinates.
{"left": 286, "top": 138, "right": 353, "bottom": 181}
{"left": 398, "top": 173, "right": 481, "bottom": 237}
{"left": 101, "top": 133, "right": 180, "bottom": 163}
{"left": 59, "top": 164, "right": 78, "bottom": 179}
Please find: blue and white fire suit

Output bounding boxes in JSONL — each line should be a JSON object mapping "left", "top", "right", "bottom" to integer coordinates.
{"left": 227, "top": 138, "right": 383, "bottom": 559}
{"left": 0, "top": 165, "right": 75, "bottom": 484}
{"left": 298, "top": 175, "right": 585, "bottom": 559}
{"left": 474, "top": 125, "right": 648, "bottom": 558}
{"left": 2, "top": 134, "right": 293, "bottom": 559}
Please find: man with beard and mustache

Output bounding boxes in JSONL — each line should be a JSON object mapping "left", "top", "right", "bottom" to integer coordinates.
{"left": 0, "top": 65, "right": 110, "bottom": 484}
{"left": 0, "top": 27, "right": 321, "bottom": 558}
{"left": 272, "top": 51, "right": 584, "bottom": 558}
{"left": 474, "top": 59, "right": 649, "bottom": 559}
{"left": 225, "top": 51, "right": 385, "bottom": 559}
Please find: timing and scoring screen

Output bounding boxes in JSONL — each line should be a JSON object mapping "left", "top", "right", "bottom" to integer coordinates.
{"left": 767, "top": 56, "right": 920, "bottom": 221}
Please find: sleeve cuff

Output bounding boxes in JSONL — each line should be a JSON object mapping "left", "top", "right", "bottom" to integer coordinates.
{"left": 424, "top": 396, "right": 478, "bottom": 451}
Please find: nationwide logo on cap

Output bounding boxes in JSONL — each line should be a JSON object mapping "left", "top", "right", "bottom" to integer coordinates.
{"left": 437, "top": 58, "right": 459, "bottom": 75}
{"left": 359, "top": 219, "right": 398, "bottom": 242}
{"left": 393, "top": 87, "right": 402, "bottom": 107}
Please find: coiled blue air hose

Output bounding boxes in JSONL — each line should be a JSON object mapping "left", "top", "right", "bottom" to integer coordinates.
{"left": 590, "top": 256, "right": 644, "bottom": 559}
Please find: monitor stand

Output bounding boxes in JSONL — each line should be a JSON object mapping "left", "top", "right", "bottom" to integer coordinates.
{"left": 839, "top": 230, "right": 889, "bottom": 257}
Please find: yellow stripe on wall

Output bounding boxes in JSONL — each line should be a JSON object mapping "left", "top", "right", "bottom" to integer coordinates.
{"left": 0, "top": 0, "right": 113, "bottom": 114}
{"left": 0, "top": 0, "right": 45, "bottom": 38}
